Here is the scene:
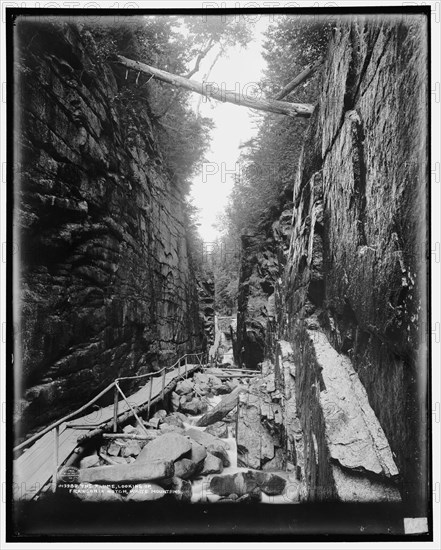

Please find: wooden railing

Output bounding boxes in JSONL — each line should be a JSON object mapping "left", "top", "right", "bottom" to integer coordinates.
{"left": 13, "top": 351, "right": 207, "bottom": 454}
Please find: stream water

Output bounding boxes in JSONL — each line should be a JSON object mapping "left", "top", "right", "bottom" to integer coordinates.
{"left": 181, "top": 394, "right": 302, "bottom": 505}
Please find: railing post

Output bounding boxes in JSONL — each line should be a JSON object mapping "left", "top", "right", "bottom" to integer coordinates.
{"left": 235, "top": 401, "right": 240, "bottom": 444}
{"left": 148, "top": 376, "right": 153, "bottom": 417}
{"left": 113, "top": 385, "right": 119, "bottom": 433}
{"left": 115, "top": 382, "right": 149, "bottom": 436}
{"left": 162, "top": 368, "right": 166, "bottom": 401}
{"left": 178, "top": 358, "right": 181, "bottom": 378}
{"left": 185, "top": 355, "right": 188, "bottom": 378}
{"left": 52, "top": 426, "right": 59, "bottom": 493}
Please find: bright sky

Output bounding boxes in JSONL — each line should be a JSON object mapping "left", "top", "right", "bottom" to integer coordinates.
{"left": 188, "top": 18, "right": 270, "bottom": 243}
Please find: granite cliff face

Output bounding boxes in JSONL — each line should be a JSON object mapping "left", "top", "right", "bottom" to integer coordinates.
{"left": 237, "top": 16, "right": 427, "bottom": 509}
{"left": 15, "top": 23, "right": 205, "bottom": 437}
{"left": 236, "top": 188, "right": 293, "bottom": 369}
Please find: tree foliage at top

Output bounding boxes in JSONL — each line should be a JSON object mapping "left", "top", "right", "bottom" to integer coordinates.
{"left": 216, "top": 16, "right": 333, "bottom": 311}
{"left": 225, "top": 15, "right": 333, "bottom": 237}
{"left": 79, "top": 16, "right": 251, "bottom": 272}
{"left": 79, "top": 16, "right": 251, "bottom": 194}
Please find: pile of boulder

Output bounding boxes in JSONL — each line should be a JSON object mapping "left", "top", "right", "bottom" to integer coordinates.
{"left": 171, "top": 372, "right": 247, "bottom": 416}
{"left": 236, "top": 365, "right": 287, "bottom": 471}
{"left": 65, "top": 409, "right": 236, "bottom": 502}
{"left": 209, "top": 470, "right": 288, "bottom": 503}
{"left": 67, "top": 423, "right": 291, "bottom": 503}
{"left": 56, "top": 369, "right": 295, "bottom": 503}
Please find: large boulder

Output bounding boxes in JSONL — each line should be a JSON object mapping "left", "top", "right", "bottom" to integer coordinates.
{"left": 194, "top": 373, "right": 211, "bottom": 385}
{"left": 106, "top": 441, "right": 123, "bottom": 457}
{"left": 162, "top": 413, "right": 185, "bottom": 429}
{"left": 175, "top": 379, "right": 194, "bottom": 396}
{"left": 103, "top": 456, "right": 130, "bottom": 465}
{"left": 196, "top": 385, "right": 246, "bottom": 427}
{"left": 207, "top": 444, "right": 230, "bottom": 467}
{"left": 185, "top": 428, "right": 230, "bottom": 451}
{"left": 212, "top": 383, "right": 231, "bottom": 395}
{"left": 208, "top": 375, "right": 223, "bottom": 393}
{"left": 254, "top": 471, "right": 287, "bottom": 496}
{"left": 77, "top": 460, "right": 174, "bottom": 485}
{"left": 160, "top": 424, "right": 185, "bottom": 435}
{"left": 121, "top": 440, "right": 142, "bottom": 458}
{"left": 237, "top": 393, "right": 275, "bottom": 469}
{"left": 193, "top": 373, "right": 211, "bottom": 394}
{"left": 79, "top": 453, "right": 100, "bottom": 469}
{"left": 123, "top": 424, "right": 137, "bottom": 434}
{"left": 136, "top": 433, "right": 192, "bottom": 464}
{"left": 169, "top": 477, "right": 192, "bottom": 502}
{"left": 174, "top": 458, "right": 197, "bottom": 480}
{"left": 181, "top": 397, "right": 207, "bottom": 416}
{"left": 153, "top": 409, "right": 167, "bottom": 420}
{"left": 194, "top": 383, "right": 210, "bottom": 396}
{"left": 200, "top": 453, "right": 223, "bottom": 475}
{"left": 262, "top": 448, "right": 285, "bottom": 471}
{"left": 210, "top": 471, "right": 260, "bottom": 497}
{"left": 205, "top": 421, "right": 229, "bottom": 438}
{"left": 209, "top": 470, "right": 286, "bottom": 497}
{"left": 209, "top": 474, "right": 237, "bottom": 496}
{"left": 226, "top": 379, "right": 241, "bottom": 392}
{"left": 172, "top": 412, "right": 189, "bottom": 422}
{"left": 146, "top": 417, "right": 161, "bottom": 429}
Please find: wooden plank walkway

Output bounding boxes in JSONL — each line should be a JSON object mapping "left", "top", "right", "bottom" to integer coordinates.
{"left": 13, "top": 362, "right": 201, "bottom": 501}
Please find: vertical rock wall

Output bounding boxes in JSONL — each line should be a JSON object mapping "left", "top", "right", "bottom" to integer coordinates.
{"left": 14, "top": 22, "right": 204, "bottom": 436}
{"left": 237, "top": 15, "right": 428, "bottom": 509}
{"left": 198, "top": 278, "right": 215, "bottom": 347}
{"left": 236, "top": 190, "right": 293, "bottom": 369}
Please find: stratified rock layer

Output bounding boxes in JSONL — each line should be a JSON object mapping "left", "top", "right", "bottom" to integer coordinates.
{"left": 15, "top": 22, "right": 204, "bottom": 436}
{"left": 237, "top": 16, "right": 428, "bottom": 510}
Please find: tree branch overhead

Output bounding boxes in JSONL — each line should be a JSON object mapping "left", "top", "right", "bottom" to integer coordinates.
{"left": 116, "top": 55, "right": 315, "bottom": 118}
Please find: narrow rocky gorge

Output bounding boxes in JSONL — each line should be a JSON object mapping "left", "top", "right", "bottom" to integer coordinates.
{"left": 13, "top": 15, "right": 428, "bottom": 516}
{"left": 52, "top": 367, "right": 298, "bottom": 505}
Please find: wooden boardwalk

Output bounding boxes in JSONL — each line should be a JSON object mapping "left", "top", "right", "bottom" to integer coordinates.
{"left": 13, "top": 362, "right": 201, "bottom": 501}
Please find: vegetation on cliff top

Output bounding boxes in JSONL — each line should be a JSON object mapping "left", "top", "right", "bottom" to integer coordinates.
{"left": 212, "top": 15, "right": 333, "bottom": 314}
{"left": 77, "top": 15, "right": 251, "bottom": 279}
